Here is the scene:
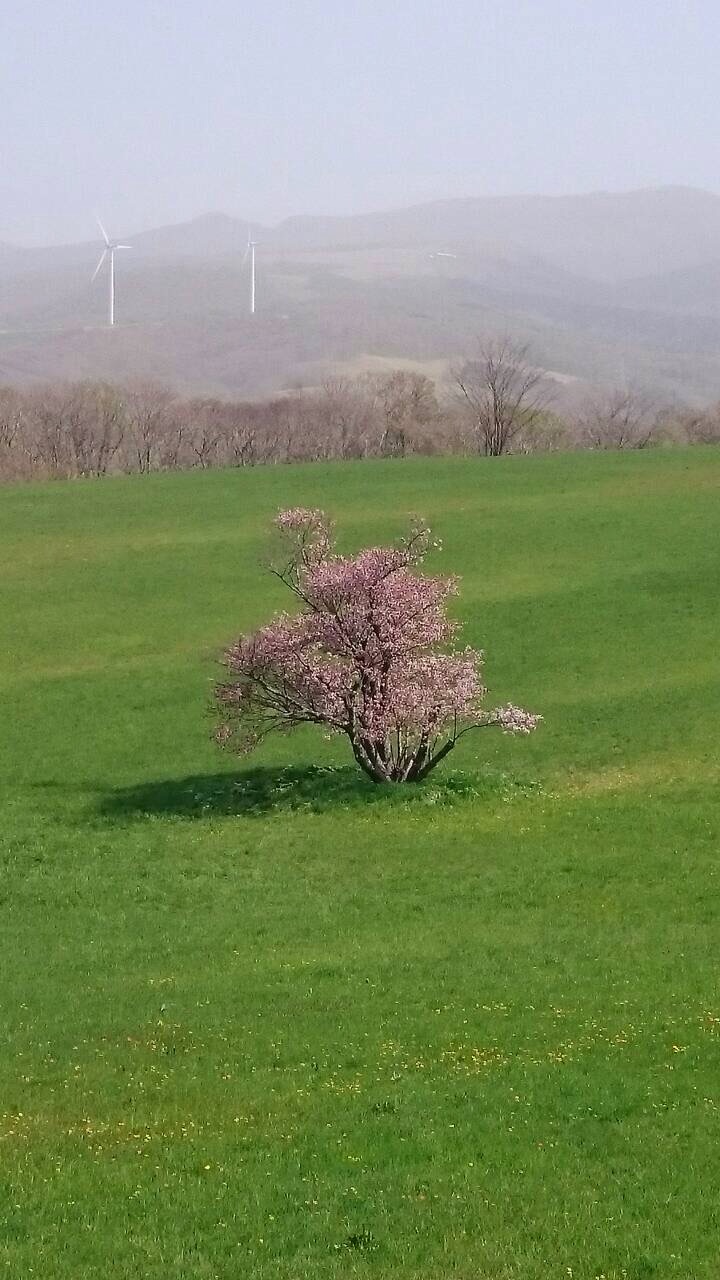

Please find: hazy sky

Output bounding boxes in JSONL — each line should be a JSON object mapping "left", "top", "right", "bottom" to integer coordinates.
{"left": 2, "top": 0, "right": 719, "bottom": 245}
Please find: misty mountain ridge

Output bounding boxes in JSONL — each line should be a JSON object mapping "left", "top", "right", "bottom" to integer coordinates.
{"left": 6, "top": 184, "right": 720, "bottom": 275}
{"left": 2, "top": 186, "right": 720, "bottom": 404}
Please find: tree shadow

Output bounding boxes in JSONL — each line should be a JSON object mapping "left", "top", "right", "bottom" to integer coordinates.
{"left": 99, "top": 764, "right": 528, "bottom": 822}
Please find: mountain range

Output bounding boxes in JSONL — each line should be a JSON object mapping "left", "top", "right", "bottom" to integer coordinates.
{"left": 2, "top": 185, "right": 720, "bottom": 403}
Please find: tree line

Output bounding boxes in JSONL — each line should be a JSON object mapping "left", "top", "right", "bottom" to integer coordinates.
{"left": 1, "top": 339, "right": 718, "bottom": 483}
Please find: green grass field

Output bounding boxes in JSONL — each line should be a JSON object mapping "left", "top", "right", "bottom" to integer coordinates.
{"left": 2, "top": 450, "right": 719, "bottom": 1279}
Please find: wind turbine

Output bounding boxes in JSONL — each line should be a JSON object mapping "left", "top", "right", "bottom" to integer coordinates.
{"left": 92, "top": 218, "right": 132, "bottom": 327}
{"left": 243, "top": 229, "right": 257, "bottom": 315}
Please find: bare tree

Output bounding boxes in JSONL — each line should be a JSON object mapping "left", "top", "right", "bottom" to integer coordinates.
{"left": 575, "top": 388, "right": 658, "bottom": 450}
{"left": 514, "top": 410, "right": 571, "bottom": 454}
{"left": 24, "top": 382, "right": 126, "bottom": 476}
{"left": 222, "top": 403, "right": 259, "bottom": 466}
{"left": 0, "top": 388, "right": 22, "bottom": 451}
{"left": 68, "top": 383, "right": 127, "bottom": 475}
{"left": 319, "top": 377, "right": 372, "bottom": 458}
{"left": 376, "top": 370, "right": 438, "bottom": 457}
{"left": 677, "top": 404, "right": 720, "bottom": 445}
{"left": 22, "top": 386, "right": 69, "bottom": 475}
{"left": 0, "top": 387, "right": 31, "bottom": 480}
{"left": 182, "top": 398, "right": 229, "bottom": 469}
{"left": 121, "top": 381, "right": 178, "bottom": 473}
{"left": 455, "top": 338, "right": 549, "bottom": 456}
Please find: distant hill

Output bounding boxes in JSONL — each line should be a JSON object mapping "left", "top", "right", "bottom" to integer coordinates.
{"left": 272, "top": 186, "right": 720, "bottom": 282}
{"left": 616, "top": 260, "right": 720, "bottom": 316}
{"left": 2, "top": 186, "right": 720, "bottom": 403}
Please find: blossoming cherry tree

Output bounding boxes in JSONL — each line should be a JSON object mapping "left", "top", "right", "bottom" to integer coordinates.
{"left": 215, "top": 508, "right": 540, "bottom": 783}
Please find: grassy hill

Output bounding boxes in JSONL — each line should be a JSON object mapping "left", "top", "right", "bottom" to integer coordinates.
{"left": 1, "top": 450, "right": 719, "bottom": 1277}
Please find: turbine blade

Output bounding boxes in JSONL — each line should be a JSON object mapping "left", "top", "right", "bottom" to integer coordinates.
{"left": 115, "top": 244, "right": 132, "bottom": 250}
{"left": 241, "top": 245, "right": 250, "bottom": 266}
{"left": 96, "top": 216, "right": 110, "bottom": 246}
{"left": 91, "top": 250, "right": 108, "bottom": 282}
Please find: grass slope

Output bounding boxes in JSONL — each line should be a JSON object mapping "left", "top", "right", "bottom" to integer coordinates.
{"left": 1, "top": 451, "right": 719, "bottom": 1279}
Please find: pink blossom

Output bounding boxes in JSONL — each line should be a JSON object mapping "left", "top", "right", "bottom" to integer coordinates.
{"left": 489, "top": 704, "right": 544, "bottom": 735}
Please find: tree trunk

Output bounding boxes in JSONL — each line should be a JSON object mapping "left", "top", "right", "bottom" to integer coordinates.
{"left": 349, "top": 732, "right": 456, "bottom": 784}
{"left": 350, "top": 738, "right": 394, "bottom": 784}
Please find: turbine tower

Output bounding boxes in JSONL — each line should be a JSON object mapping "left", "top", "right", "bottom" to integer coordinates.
{"left": 243, "top": 229, "right": 257, "bottom": 315}
{"left": 92, "top": 218, "right": 132, "bottom": 327}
